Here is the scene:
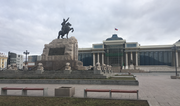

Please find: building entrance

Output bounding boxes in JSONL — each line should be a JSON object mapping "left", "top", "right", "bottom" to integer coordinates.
{"left": 104, "top": 45, "right": 125, "bottom": 67}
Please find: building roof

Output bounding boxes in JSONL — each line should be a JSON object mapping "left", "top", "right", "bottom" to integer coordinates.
{"left": 106, "top": 34, "right": 123, "bottom": 41}
{"left": 177, "top": 39, "right": 180, "bottom": 42}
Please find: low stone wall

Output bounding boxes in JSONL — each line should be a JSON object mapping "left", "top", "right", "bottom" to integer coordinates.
{"left": 0, "top": 79, "right": 139, "bottom": 85}
{"left": 0, "top": 70, "right": 111, "bottom": 79}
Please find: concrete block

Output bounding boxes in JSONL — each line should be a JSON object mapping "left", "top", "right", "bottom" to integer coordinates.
{"left": 171, "top": 76, "right": 177, "bottom": 79}
{"left": 22, "top": 89, "right": 27, "bottom": 96}
{"left": 43, "top": 88, "right": 48, "bottom": 96}
{"left": 55, "top": 86, "right": 75, "bottom": 97}
{"left": 1, "top": 88, "right": 7, "bottom": 95}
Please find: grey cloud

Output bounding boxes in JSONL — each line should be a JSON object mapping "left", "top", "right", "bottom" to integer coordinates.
{"left": 0, "top": 0, "right": 180, "bottom": 55}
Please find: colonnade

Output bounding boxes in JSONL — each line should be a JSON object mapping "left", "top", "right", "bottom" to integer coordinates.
{"left": 92, "top": 51, "right": 179, "bottom": 68}
{"left": 93, "top": 53, "right": 104, "bottom": 66}
{"left": 125, "top": 52, "right": 138, "bottom": 69}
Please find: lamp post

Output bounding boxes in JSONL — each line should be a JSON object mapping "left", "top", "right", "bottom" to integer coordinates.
{"left": 23, "top": 50, "right": 30, "bottom": 65}
{"left": 173, "top": 45, "right": 178, "bottom": 76}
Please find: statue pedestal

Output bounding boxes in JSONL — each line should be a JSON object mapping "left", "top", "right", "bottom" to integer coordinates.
{"left": 37, "top": 36, "right": 86, "bottom": 70}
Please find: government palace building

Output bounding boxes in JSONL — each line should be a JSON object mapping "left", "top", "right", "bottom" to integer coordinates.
{"left": 78, "top": 34, "right": 180, "bottom": 70}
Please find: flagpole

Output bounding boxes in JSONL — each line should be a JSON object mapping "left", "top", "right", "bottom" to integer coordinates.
{"left": 115, "top": 28, "right": 118, "bottom": 34}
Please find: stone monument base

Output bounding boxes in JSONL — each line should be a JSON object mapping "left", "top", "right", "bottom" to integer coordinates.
{"left": 36, "top": 60, "right": 86, "bottom": 71}
{"left": 39, "top": 36, "right": 86, "bottom": 71}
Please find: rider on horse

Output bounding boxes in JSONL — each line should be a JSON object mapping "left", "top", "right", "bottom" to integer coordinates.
{"left": 57, "top": 17, "right": 74, "bottom": 39}
{"left": 61, "top": 17, "right": 69, "bottom": 33}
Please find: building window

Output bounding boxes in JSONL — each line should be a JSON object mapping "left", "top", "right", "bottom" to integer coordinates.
{"left": 78, "top": 53, "right": 93, "bottom": 66}
{"left": 139, "top": 51, "right": 172, "bottom": 66}
{"left": 93, "top": 45, "right": 103, "bottom": 48}
{"left": 126, "top": 44, "right": 137, "bottom": 48}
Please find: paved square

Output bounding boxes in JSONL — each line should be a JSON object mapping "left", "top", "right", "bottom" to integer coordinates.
{"left": 0, "top": 73, "right": 179, "bottom": 106}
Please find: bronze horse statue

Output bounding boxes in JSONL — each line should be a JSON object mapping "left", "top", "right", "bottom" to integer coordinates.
{"left": 58, "top": 20, "right": 74, "bottom": 39}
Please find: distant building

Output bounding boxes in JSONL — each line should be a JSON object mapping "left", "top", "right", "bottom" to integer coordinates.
{"left": 28, "top": 55, "right": 41, "bottom": 69}
{"left": 78, "top": 34, "right": 180, "bottom": 69}
{"left": 7, "top": 52, "right": 23, "bottom": 69}
{"left": 16, "top": 54, "right": 23, "bottom": 69}
{"left": 28, "top": 55, "right": 41, "bottom": 62}
{"left": 0, "top": 53, "right": 8, "bottom": 69}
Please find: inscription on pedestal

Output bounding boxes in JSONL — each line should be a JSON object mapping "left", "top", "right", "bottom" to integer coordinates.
{"left": 48, "top": 48, "right": 65, "bottom": 55}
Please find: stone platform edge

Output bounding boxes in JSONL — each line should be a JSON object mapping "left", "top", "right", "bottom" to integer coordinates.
{"left": 0, "top": 79, "right": 139, "bottom": 85}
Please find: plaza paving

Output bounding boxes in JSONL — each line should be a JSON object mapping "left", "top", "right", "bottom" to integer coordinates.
{"left": 0, "top": 73, "right": 180, "bottom": 106}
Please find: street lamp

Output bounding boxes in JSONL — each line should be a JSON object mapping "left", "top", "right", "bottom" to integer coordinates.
{"left": 23, "top": 50, "right": 30, "bottom": 65}
{"left": 172, "top": 45, "right": 178, "bottom": 76}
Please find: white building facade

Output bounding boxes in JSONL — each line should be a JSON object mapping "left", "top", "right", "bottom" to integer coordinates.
{"left": 16, "top": 54, "right": 23, "bottom": 69}
{"left": 0, "top": 53, "right": 7, "bottom": 69}
{"left": 7, "top": 52, "right": 24, "bottom": 69}
{"left": 78, "top": 34, "right": 180, "bottom": 69}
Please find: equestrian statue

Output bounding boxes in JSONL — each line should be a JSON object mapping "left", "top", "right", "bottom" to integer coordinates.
{"left": 58, "top": 17, "right": 74, "bottom": 39}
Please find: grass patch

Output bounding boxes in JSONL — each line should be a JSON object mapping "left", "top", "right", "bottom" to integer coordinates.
{"left": 0, "top": 78, "right": 136, "bottom": 81}
{"left": 115, "top": 74, "right": 134, "bottom": 76}
{"left": 0, "top": 96, "right": 149, "bottom": 106}
{"left": 108, "top": 77, "right": 136, "bottom": 80}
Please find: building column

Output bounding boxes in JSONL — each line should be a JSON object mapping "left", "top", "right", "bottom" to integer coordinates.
{"left": 121, "top": 55, "right": 123, "bottom": 69}
{"left": 136, "top": 52, "right": 138, "bottom": 66}
{"left": 93, "top": 53, "right": 95, "bottom": 66}
{"left": 130, "top": 52, "right": 133, "bottom": 60}
{"left": 125, "top": 52, "right": 128, "bottom": 69}
{"left": 97, "top": 53, "right": 99, "bottom": 63}
{"left": 102, "top": 53, "right": 104, "bottom": 65}
{"left": 176, "top": 51, "right": 179, "bottom": 67}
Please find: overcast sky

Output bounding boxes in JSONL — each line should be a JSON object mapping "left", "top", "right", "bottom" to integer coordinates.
{"left": 0, "top": 0, "right": 180, "bottom": 56}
